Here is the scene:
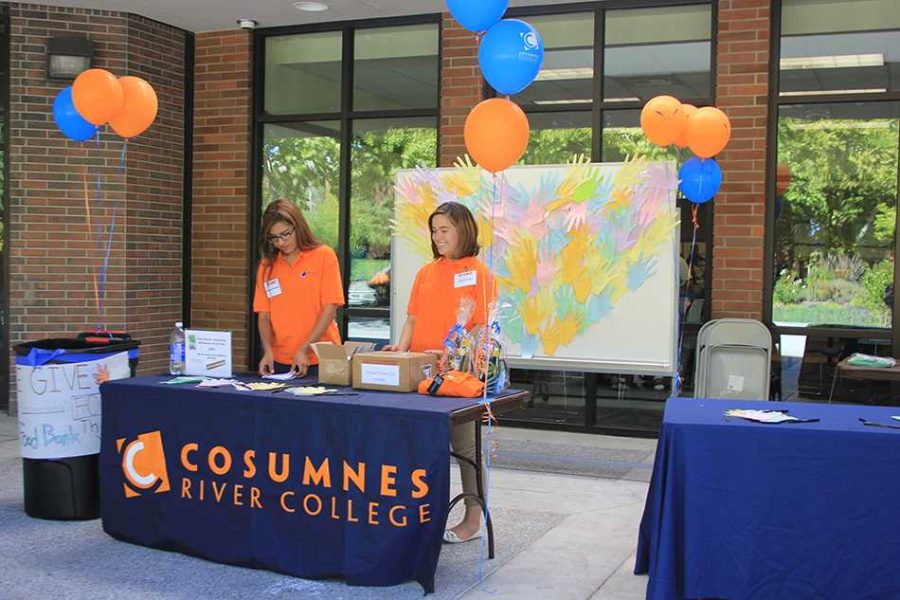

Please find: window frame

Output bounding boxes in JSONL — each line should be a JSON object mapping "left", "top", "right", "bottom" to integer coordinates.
{"left": 764, "top": 0, "right": 900, "bottom": 356}
{"left": 251, "top": 14, "right": 442, "bottom": 363}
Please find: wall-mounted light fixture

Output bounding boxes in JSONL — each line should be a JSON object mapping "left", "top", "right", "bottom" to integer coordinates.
{"left": 46, "top": 37, "right": 94, "bottom": 80}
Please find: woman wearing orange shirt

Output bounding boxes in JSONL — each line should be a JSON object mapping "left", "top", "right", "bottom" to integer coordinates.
{"left": 386, "top": 202, "right": 493, "bottom": 544}
{"left": 253, "top": 199, "right": 345, "bottom": 376}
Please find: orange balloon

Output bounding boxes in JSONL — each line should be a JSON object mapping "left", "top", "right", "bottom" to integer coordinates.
{"left": 673, "top": 104, "right": 698, "bottom": 148}
{"left": 640, "top": 95, "right": 687, "bottom": 147}
{"left": 109, "top": 76, "right": 158, "bottom": 138}
{"left": 776, "top": 162, "right": 792, "bottom": 195}
{"left": 685, "top": 106, "right": 731, "bottom": 158}
{"left": 72, "top": 68, "right": 125, "bottom": 126}
{"left": 464, "top": 98, "right": 530, "bottom": 173}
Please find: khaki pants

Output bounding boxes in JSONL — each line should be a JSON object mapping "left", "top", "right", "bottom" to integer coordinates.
{"left": 450, "top": 422, "right": 484, "bottom": 507}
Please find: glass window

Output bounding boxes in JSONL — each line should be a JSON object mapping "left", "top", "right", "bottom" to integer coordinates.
{"left": 347, "top": 315, "right": 390, "bottom": 343}
{"left": 265, "top": 32, "right": 342, "bottom": 115}
{"left": 780, "top": 0, "right": 900, "bottom": 96}
{"left": 604, "top": 5, "right": 711, "bottom": 103}
{"left": 517, "top": 13, "right": 594, "bottom": 109}
{"left": 261, "top": 121, "right": 341, "bottom": 250}
{"left": 773, "top": 102, "right": 898, "bottom": 328}
{"left": 522, "top": 111, "right": 593, "bottom": 165}
{"left": 354, "top": 24, "right": 439, "bottom": 112}
{"left": 349, "top": 118, "right": 437, "bottom": 308}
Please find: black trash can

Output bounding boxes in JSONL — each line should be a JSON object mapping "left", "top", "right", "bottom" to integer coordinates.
{"left": 15, "top": 332, "right": 140, "bottom": 520}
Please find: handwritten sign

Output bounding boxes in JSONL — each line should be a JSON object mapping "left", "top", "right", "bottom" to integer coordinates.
{"left": 17, "top": 351, "right": 130, "bottom": 459}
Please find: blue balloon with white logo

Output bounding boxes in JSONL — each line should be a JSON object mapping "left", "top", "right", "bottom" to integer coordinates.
{"left": 52, "top": 86, "right": 97, "bottom": 142}
{"left": 479, "top": 19, "right": 544, "bottom": 95}
{"left": 446, "top": 0, "right": 508, "bottom": 33}
{"left": 678, "top": 157, "right": 722, "bottom": 204}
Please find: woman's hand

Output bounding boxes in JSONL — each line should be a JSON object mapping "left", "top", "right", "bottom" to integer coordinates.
{"left": 382, "top": 344, "right": 403, "bottom": 352}
{"left": 258, "top": 351, "right": 274, "bottom": 376}
{"left": 291, "top": 346, "right": 311, "bottom": 377}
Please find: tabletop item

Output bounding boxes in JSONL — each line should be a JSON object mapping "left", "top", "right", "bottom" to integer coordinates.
{"left": 195, "top": 378, "right": 240, "bottom": 388}
{"left": 261, "top": 371, "right": 296, "bottom": 381}
{"left": 312, "top": 341, "right": 376, "bottom": 385}
{"left": 845, "top": 352, "right": 896, "bottom": 368}
{"left": 351, "top": 351, "right": 438, "bottom": 392}
{"left": 161, "top": 376, "right": 209, "bottom": 385}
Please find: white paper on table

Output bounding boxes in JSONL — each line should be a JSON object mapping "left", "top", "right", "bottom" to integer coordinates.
{"left": 726, "top": 409, "right": 799, "bottom": 424}
{"left": 262, "top": 371, "right": 296, "bottom": 381}
{"left": 196, "top": 378, "right": 239, "bottom": 388}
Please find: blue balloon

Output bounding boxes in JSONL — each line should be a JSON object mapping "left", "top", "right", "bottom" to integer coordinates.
{"left": 678, "top": 157, "right": 722, "bottom": 204}
{"left": 446, "top": 0, "right": 508, "bottom": 33}
{"left": 52, "top": 87, "right": 97, "bottom": 142}
{"left": 479, "top": 19, "right": 544, "bottom": 96}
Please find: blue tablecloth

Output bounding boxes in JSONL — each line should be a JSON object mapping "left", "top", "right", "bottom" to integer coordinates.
{"left": 100, "top": 375, "right": 502, "bottom": 593}
{"left": 636, "top": 398, "right": 900, "bottom": 600}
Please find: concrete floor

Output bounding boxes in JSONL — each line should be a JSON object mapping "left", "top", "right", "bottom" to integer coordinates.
{"left": 0, "top": 414, "right": 654, "bottom": 600}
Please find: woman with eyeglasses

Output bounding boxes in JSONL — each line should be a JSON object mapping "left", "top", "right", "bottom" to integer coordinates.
{"left": 253, "top": 199, "right": 344, "bottom": 377}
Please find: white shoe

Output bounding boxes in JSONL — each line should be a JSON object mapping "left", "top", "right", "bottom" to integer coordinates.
{"left": 443, "top": 527, "right": 483, "bottom": 544}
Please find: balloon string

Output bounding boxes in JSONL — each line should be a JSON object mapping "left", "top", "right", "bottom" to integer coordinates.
{"left": 97, "top": 140, "right": 127, "bottom": 331}
{"left": 81, "top": 143, "right": 101, "bottom": 325}
{"left": 687, "top": 203, "right": 699, "bottom": 286}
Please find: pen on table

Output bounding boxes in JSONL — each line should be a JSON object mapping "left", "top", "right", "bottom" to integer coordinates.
{"left": 859, "top": 418, "right": 900, "bottom": 430}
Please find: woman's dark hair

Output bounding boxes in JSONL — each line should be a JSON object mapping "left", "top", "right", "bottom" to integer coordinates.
{"left": 259, "top": 199, "right": 320, "bottom": 276}
{"left": 428, "top": 202, "right": 480, "bottom": 259}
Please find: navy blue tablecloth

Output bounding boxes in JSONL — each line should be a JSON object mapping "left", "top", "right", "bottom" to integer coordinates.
{"left": 100, "top": 376, "right": 501, "bottom": 593}
{"left": 635, "top": 398, "right": 900, "bottom": 600}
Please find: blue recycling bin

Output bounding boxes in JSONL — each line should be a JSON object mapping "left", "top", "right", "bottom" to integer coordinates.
{"left": 15, "top": 333, "right": 139, "bottom": 520}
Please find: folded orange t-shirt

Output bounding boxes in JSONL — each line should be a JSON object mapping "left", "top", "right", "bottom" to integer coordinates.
{"left": 418, "top": 370, "right": 484, "bottom": 398}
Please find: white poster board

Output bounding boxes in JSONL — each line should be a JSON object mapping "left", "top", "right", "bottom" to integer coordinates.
{"left": 17, "top": 351, "right": 130, "bottom": 459}
{"left": 391, "top": 161, "right": 680, "bottom": 376}
{"left": 185, "top": 329, "right": 233, "bottom": 377}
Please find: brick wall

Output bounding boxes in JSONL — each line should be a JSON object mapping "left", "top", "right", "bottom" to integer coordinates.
{"left": 711, "top": 0, "right": 771, "bottom": 320}
{"left": 190, "top": 30, "right": 252, "bottom": 370}
{"left": 7, "top": 3, "right": 186, "bottom": 410}
{"left": 439, "top": 14, "right": 482, "bottom": 167}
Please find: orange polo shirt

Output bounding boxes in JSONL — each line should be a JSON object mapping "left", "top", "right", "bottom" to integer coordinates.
{"left": 406, "top": 256, "right": 494, "bottom": 352}
{"left": 253, "top": 245, "right": 344, "bottom": 365}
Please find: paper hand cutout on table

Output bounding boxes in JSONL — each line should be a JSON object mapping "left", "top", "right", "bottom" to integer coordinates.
{"left": 162, "top": 376, "right": 210, "bottom": 385}
{"left": 283, "top": 386, "right": 336, "bottom": 396}
{"left": 725, "top": 409, "right": 818, "bottom": 424}
{"left": 232, "top": 381, "right": 287, "bottom": 392}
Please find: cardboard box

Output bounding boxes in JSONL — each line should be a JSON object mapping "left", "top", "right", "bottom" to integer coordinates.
{"left": 312, "top": 342, "right": 376, "bottom": 386}
{"left": 351, "top": 352, "right": 438, "bottom": 392}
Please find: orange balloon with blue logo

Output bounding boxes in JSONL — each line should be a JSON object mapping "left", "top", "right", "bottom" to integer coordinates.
{"left": 640, "top": 95, "right": 687, "bottom": 147}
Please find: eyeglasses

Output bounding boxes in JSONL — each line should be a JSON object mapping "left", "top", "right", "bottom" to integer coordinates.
{"left": 267, "top": 228, "right": 295, "bottom": 243}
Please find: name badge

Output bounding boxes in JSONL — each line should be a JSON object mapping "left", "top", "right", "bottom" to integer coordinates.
{"left": 264, "top": 278, "right": 282, "bottom": 298}
{"left": 454, "top": 270, "right": 477, "bottom": 288}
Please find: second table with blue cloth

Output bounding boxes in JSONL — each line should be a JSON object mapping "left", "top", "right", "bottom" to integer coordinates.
{"left": 636, "top": 397, "right": 900, "bottom": 600}
{"left": 99, "top": 375, "right": 524, "bottom": 593}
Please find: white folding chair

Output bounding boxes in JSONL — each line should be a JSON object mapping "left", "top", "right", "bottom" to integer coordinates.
{"left": 694, "top": 318, "right": 772, "bottom": 400}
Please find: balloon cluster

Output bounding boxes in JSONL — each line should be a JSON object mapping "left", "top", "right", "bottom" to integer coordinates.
{"left": 52, "top": 68, "right": 158, "bottom": 142}
{"left": 447, "top": 0, "right": 544, "bottom": 173}
{"left": 639, "top": 95, "right": 731, "bottom": 205}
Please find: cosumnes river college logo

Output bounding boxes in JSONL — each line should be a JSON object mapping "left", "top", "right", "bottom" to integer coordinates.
{"left": 118, "top": 431, "right": 171, "bottom": 498}
{"left": 115, "top": 430, "right": 435, "bottom": 528}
